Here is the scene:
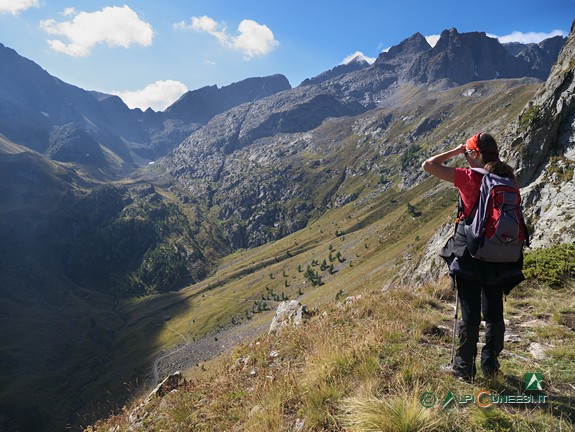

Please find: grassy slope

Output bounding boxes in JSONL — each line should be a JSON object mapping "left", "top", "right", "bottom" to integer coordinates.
{"left": 87, "top": 191, "right": 575, "bottom": 431}
{"left": 91, "top": 277, "right": 575, "bottom": 431}
{"left": 76, "top": 175, "right": 454, "bottom": 415}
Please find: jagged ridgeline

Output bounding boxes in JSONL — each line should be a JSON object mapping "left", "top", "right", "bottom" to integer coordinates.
{"left": 0, "top": 23, "right": 573, "bottom": 432}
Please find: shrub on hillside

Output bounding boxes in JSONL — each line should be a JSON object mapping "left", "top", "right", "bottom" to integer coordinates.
{"left": 523, "top": 243, "right": 575, "bottom": 287}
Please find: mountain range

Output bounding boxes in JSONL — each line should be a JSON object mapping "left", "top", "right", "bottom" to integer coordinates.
{"left": 0, "top": 30, "right": 564, "bottom": 174}
{"left": 0, "top": 43, "right": 291, "bottom": 173}
{"left": 0, "top": 24, "right": 573, "bottom": 431}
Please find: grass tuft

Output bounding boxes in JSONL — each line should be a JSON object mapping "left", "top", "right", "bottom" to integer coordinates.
{"left": 340, "top": 381, "right": 442, "bottom": 432}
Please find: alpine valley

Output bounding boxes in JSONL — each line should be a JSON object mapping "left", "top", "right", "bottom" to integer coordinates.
{"left": 0, "top": 23, "right": 574, "bottom": 431}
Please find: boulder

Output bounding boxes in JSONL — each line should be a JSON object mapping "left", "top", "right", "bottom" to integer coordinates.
{"left": 149, "top": 371, "right": 185, "bottom": 399}
{"left": 528, "top": 342, "right": 548, "bottom": 361}
{"left": 269, "top": 300, "right": 311, "bottom": 334}
{"left": 127, "top": 371, "right": 186, "bottom": 427}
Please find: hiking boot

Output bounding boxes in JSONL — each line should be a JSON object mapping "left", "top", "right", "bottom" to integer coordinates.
{"left": 440, "top": 364, "right": 474, "bottom": 383}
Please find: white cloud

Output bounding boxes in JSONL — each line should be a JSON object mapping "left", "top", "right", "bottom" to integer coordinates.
{"left": 425, "top": 34, "right": 441, "bottom": 47}
{"left": 40, "top": 5, "right": 154, "bottom": 57}
{"left": 175, "top": 15, "right": 279, "bottom": 59}
{"left": 0, "top": 0, "right": 38, "bottom": 15}
{"left": 185, "top": 15, "right": 229, "bottom": 43}
{"left": 233, "top": 19, "right": 279, "bottom": 58}
{"left": 489, "top": 30, "right": 566, "bottom": 44}
{"left": 113, "top": 80, "right": 188, "bottom": 111}
{"left": 341, "top": 51, "right": 376, "bottom": 65}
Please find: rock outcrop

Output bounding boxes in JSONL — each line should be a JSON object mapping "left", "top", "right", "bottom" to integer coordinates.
{"left": 269, "top": 300, "right": 311, "bottom": 334}
{"left": 504, "top": 19, "right": 575, "bottom": 247}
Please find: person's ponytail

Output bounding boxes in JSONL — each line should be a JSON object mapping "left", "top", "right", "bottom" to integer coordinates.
{"left": 484, "top": 160, "right": 515, "bottom": 179}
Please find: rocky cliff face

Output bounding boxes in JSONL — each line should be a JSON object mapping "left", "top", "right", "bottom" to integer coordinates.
{"left": 513, "top": 36, "right": 566, "bottom": 79}
{"left": 406, "top": 29, "right": 554, "bottom": 85}
{"left": 503, "top": 20, "right": 575, "bottom": 247}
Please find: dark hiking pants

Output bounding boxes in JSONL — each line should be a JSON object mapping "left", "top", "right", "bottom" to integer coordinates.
{"left": 453, "top": 276, "right": 505, "bottom": 378}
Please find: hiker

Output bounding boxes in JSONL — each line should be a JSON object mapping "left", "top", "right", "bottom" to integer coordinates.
{"left": 421, "top": 133, "right": 525, "bottom": 381}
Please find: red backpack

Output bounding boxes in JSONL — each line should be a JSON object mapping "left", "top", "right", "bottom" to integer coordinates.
{"left": 461, "top": 168, "right": 529, "bottom": 263}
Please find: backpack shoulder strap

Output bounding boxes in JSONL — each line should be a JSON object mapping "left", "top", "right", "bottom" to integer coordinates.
{"left": 459, "top": 168, "right": 488, "bottom": 224}
{"left": 470, "top": 167, "right": 489, "bottom": 176}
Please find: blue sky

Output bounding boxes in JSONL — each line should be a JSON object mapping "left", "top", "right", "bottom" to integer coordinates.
{"left": 0, "top": 1, "right": 573, "bottom": 111}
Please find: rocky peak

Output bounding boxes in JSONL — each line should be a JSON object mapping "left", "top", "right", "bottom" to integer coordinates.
{"left": 538, "top": 35, "right": 567, "bottom": 55}
{"left": 406, "top": 28, "right": 538, "bottom": 85}
{"left": 165, "top": 75, "right": 291, "bottom": 123}
{"left": 345, "top": 54, "right": 370, "bottom": 65}
{"left": 432, "top": 27, "right": 464, "bottom": 50}
{"left": 515, "top": 35, "right": 567, "bottom": 79}
{"left": 374, "top": 32, "right": 431, "bottom": 64}
{"left": 503, "top": 41, "right": 531, "bottom": 56}
{"left": 300, "top": 56, "right": 370, "bottom": 86}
